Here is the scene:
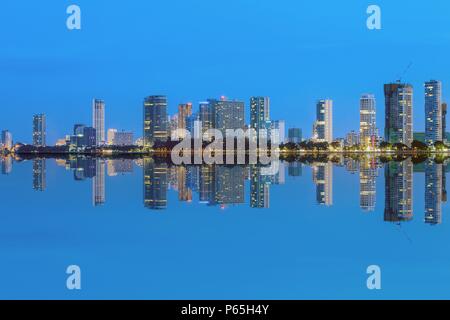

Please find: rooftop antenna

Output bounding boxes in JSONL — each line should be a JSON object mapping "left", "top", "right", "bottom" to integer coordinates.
{"left": 396, "top": 62, "right": 413, "bottom": 83}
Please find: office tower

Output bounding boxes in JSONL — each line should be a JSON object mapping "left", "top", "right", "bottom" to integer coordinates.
{"left": 425, "top": 160, "right": 443, "bottom": 225}
{"left": 32, "top": 114, "right": 46, "bottom": 147}
{"left": 250, "top": 166, "right": 270, "bottom": 208}
{"left": 312, "top": 162, "right": 333, "bottom": 206}
{"left": 360, "top": 94, "right": 377, "bottom": 147}
{"left": 70, "top": 157, "right": 96, "bottom": 180}
{"left": 32, "top": 158, "right": 46, "bottom": 191}
{"left": 425, "top": 80, "right": 443, "bottom": 145}
{"left": 177, "top": 103, "right": 193, "bottom": 139}
{"left": 270, "top": 120, "right": 285, "bottom": 144}
{"left": 360, "top": 157, "right": 378, "bottom": 212}
{"left": 92, "top": 99, "right": 105, "bottom": 146}
{"left": 72, "top": 125, "right": 96, "bottom": 148}
{"left": 1, "top": 130, "right": 13, "bottom": 149}
{"left": 93, "top": 159, "right": 106, "bottom": 206}
{"left": 107, "top": 130, "right": 133, "bottom": 146}
{"left": 143, "top": 158, "right": 168, "bottom": 209}
{"left": 315, "top": 99, "right": 333, "bottom": 143}
{"left": 384, "top": 159, "right": 413, "bottom": 222}
{"left": 143, "top": 95, "right": 168, "bottom": 147}
{"left": 186, "top": 113, "right": 202, "bottom": 140}
{"left": 384, "top": 83, "right": 414, "bottom": 147}
{"left": 288, "top": 128, "right": 302, "bottom": 143}
{"left": 442, "top": 102, "right": 447, "bottom": 143}
{"left": 199, "top": 101, "right": 214, "bottom": 141}
{"left": 210, "top": 97, "right": 245, "bottom": 137}
{"left": 214, "top": 166, "right": 245, "bottom": 205}
{"left": 107, "top": 129, "right": 118, "bottom": 145}
{"left": 250, "top": 97, "right": 270, "bottom": 142}
{"left": 345, "top": 130, "right": 359, "bottom": 147}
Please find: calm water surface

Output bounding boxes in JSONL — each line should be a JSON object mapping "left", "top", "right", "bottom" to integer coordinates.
{"left": 0, "top": 155, "right": 449, "bottom": 299}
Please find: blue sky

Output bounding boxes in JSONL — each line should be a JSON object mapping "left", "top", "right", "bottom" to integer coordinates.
{"left": 1, "top": 0, "right": 450, "bottom": 144}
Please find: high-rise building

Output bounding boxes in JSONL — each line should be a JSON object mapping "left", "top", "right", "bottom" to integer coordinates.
{"left": 214, "top": 166, "right": 245, "bottom": 205}
{"left": 1, "top": 130, "right": 13, "bottom": 150}
{"left": 107, "top": 129, "right": 118, "bottom": 145}
{"left": 71, "top": 125, "right": 96, "bottom": 147}
{"left": 384, "top": 159, "right": 413, "bottom": 222}
{"left": 143, "top": 95, "right": 168, "bottom": 147}
{"left": 199, "top": 101, "right": 214, "bottom": 141}
{"left": 250, "top": 97, "right": 270, "bottom": 142}
{"left": 345, "top": 130, "right": 359, "bottom": 147}
{"left": 384, "top": 83, "right": 414, "bottom": 147}
{"left": 107, "top": 129, "right": 133, "bottom": 146}
{"left": 425, "top": 80, "right": 443, "bottom": 145}
{"left": 177, "top": 103, "right": 193, "bottom": 139}
{"left": 33, "top": 158, "right": 46, "bottom": 191}
{"left": 210, "top": 97, "right": 245, "bottom": 137}
{"left": 270, "top": 120, "right": 285, "bottom": 144}
{"left": 93, "top": 99, "right": 105, "bottom": 146}
{"left": 425, "top": 160, "right": 443, "bottom": 225}
{"left": 288, "top": 128, "right": 302, "bottom": 143}
{"left": 315, "top": 99, "right": 333, "bottom": 143}
{"left": 359, "top": 94, "right": 377, "bottom": 147}
{"left": 442, "top": 102, "right": 447, "bottom": 143}
{"left": 33, "top": 114, "right": 46, "bottom": 147}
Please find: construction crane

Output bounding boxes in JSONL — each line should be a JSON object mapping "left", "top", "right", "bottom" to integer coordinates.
{"left": 396, "top": 62, "right": 413, "bottom": 83}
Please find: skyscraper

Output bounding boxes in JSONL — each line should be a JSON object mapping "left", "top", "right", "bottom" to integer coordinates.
{"left": 288, "top": 128, "right": 302, "bottom": 143}
{"left": 1, "top": 130, "right": 13, "bottom": 150}
{"left": 199, "top": 101, "right": 214, "bottom": 141}
{"left": 93, "top": 99, "right": 105, "bottom": 146}
{"left": 384, "top": 83, "right": 414, "bottom": 147}
{"left": 360, "top": 94, "right": 377, "bottom": 148}
{"left": 250, "top": 97, "right": 270, "bottom": 142}
{"left": 32, "top": 114, "right": 46, "bottom": 147}
{"left": 177, "top": 103, "right": 193, "bottom": 139}
{"left": 442, "top": 102, "right": 447, "bottom": 143}
{"left": 143, "top": 95, "right": 168, "bottom": 147}
{"left": 315, "top": 99, "right": 333, "bottom": 143}
{"left": 424, "top": 80, "right": 442, "bottom": 145}
{"left": 210, "top": 97, "right": 245, "bottom": 137}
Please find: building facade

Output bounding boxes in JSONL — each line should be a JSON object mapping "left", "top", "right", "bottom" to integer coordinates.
{"left": 425, "top": 80, "right": 443, "bottom": 145}
{"left": 315, "top": 99, "right": 333, "bottom": 143}
{"left": 143, "top": 95, "right": 168, "bottom": 147}
{"left": 33, "top": 114, "right": 46, "bottom": 147}
{"left": 359, "top": 94, "right": 377, "bottom": 147}
{"left": 93, "top": 99, "right": 105, "bottom": 146}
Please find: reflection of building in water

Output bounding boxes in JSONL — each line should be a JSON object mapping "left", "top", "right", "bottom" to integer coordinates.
{"left": 199, "top": 165, "right": 215, "bottom": 204}
{"left": 69, "top": 157, "right": 96, "bottom": 180}
{"left": 143, "top": 159, "right": 168, "bottom": 210}
{"left": 443, "top": 168, "right": 447, "bottom": 203}
{"left": 93, "top": 159, "right": 106, "bottom": 206}
{"left": 288, "top": 162, "right": 302, "bottom": 177}
{"left": 344, "top": 158, "right": 359, "bottom": 174}
{"left": 360, "top": 157, "right": 378, "bottom": 212}
{"left": 1, "top": 156, "right": 12, "bottom": 175}
{"left": 214, "top": 166, "right": 245, "bottom": 205}
{"left": 384, "top": 160, "right": 413, "bottom": 222}
{"left": 177, "top": 166, "right": 192, "bottom": 202}
{"left": 250, "top": 166, "right": 270, "bottom": 208}
{"left": 186, "top": 166, "right": 199, "bottom": 193}
{"left": 32, "top": 159, "right": 46, "bottom": 191}
{"left": 312, "top": 162, "right": 333, "bottom": 206}
{"left": 107, "top": 159, "right": 133, "bottom": 176}
{"left": 425, "top": 161, "right": 443, "bottom": 225}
